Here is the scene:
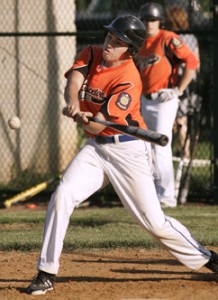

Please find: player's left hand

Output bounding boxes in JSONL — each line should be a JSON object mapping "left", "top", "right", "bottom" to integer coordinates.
{"left": 74, "top": 112, "right": 93, "bottom": 125}
{"left": 62, "top": 106, "right": 93, "bottom": 125}
{"left": 158, "top": 87, "right": 182, "bottom": 102}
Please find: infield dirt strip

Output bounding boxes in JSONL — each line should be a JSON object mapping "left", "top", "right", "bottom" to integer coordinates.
{"left": 0, "top": 248, "right": 218, "bottom": 300}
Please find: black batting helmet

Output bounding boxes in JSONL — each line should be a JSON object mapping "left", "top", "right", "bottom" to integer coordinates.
{"left": 139, "top": 2, "right": 165, "bottom": 21}
{"left": 104, "top": 15, "right": 146, "bottom": 54}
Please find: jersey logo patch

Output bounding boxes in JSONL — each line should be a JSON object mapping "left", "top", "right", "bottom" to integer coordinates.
{"left": 138, "top": 54, "right": 160, "bottom": 70}
{"left": 172, "top": 37, "right": 183, "bottom": 48}
{"left": 116, "top": 93, "right": 131, "bottom": 110}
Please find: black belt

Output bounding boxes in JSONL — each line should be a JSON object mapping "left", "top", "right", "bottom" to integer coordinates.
{"left": 145, "top": 93, "right": 153, "bottom": 100}
{"left": 95, "top": 135, "right": 137, "bottom": 144}
{"left": 145, "top": 93, "right": 158, "bottom": 100}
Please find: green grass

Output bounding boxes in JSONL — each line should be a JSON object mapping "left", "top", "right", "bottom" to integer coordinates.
{"left": 1, "top": 205, "right": 218, "bottom": 251}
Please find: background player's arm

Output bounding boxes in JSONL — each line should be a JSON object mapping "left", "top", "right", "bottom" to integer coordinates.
{"left": 158, "top": 36, "right": 199, "bottom": 101}
{"left": 177, "top": 68, "right": 196, "bottom": 95}
{"left": 177, "top": 39, "right": 200, "bottom": 94}
{"left": 172, "top": 37, "right": 199, "bottom": 94}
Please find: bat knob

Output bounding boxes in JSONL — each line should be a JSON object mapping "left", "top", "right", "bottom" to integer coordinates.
{"left": 160, "top": 135, "right": 169, "bottom": 146}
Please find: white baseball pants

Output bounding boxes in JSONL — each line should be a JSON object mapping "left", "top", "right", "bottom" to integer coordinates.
{"left": 37, "top": 138, "right": 210, "bottom": 274}
{"left": 141, "top": 94, "right": 179, "bottom": 206}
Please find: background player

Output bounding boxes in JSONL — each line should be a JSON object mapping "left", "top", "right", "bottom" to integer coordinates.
{"left": 136, "top": 2, "right": 199, "bottom": 207}
{"left": 26, "top": 14, "right": 217, "bottom": 296}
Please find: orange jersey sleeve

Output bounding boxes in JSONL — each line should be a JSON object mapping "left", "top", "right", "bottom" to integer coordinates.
{"left": 65, "top": 46, "right": 147, "bottom": 136}
{"left": 137, "top": 29, "right": 199, "bottom": 94}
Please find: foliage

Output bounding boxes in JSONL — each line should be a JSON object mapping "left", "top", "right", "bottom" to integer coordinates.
{"left": 76, "top": 0, "right": 91, "bottom": 10}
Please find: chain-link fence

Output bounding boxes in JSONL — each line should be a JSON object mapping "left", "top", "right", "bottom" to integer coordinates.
{"left": 0, "top": 0, "right": 215, "bottom": 203}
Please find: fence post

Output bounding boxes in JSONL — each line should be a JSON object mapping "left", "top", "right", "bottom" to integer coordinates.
{"left": 213, "top": 0, "right": 218, "bottom": 203}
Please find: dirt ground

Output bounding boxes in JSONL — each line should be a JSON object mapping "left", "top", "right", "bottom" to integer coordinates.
{"left": 0, "top": 201, "right": 217, "bottom": 300}
{"left": 0, "top": 247, "right": 218, "bottom": 300}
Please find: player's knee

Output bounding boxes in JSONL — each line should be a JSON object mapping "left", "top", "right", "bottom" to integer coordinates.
{"left": 146, "top": 219, "right": 166, "bottom": 236}
{"left": 52, "top": 183, "right": 77, "bottom": 213}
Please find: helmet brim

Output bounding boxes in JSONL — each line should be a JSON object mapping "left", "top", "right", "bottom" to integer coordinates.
{"left": 104, "top": 25, "right": 131, "bottom": 45}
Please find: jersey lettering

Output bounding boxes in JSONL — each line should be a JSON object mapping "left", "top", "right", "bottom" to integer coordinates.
{"left": 139, "top": 54, "right": 160, "bottom": 69}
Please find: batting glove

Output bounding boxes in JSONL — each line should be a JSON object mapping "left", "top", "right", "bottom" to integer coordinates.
{"left": 158, "top": 87, "right": 183, "bottom": 102}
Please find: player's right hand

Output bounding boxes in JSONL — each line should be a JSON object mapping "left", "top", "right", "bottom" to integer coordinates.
{"left": 74, "top": 112, "right": 93, "bottom": 125}
{"left": 62, "top": 106, "right": 93, "bottom": 125}
{"left": 158, "top": 87, "right": 182, "bottom": 102}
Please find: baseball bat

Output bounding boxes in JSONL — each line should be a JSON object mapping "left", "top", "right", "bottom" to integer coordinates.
{"left": 178, "top": 119, "right": 201, "bottom": 204}
{"left": 3, "top": 175, "right": 61, "bottom": 208}
{"left": 174, "top": 134, "right": 190, "bottom": 201}
{"left": 88, "top": 117, "right": 169, "bottom": 146}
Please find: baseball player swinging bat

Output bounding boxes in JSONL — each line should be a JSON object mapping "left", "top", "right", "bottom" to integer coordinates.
{"left": 3, "top": 175, "right": 61, "bottom": 208}
{"left": 88, "top": 117, "right": 169, "bottom": 146}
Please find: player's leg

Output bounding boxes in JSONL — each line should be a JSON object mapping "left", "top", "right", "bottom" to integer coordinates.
{"left": 141, "top": 95, "right": 178, "bottom": 207}
{"left": 27, "top": 141, "right": 109, "bottom": 295}
{"left": 38, "top": 142, "right": 109, "bottom": 274}
{"left": 107, "top": 140, "right": 211, "bottom": 271}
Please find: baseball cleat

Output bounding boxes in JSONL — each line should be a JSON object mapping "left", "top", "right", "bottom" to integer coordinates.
{"left": 26, "top": 270, "right": 56, "bottom": 295}
{"left": 205, "top": 250, "right": 218, "bottom": 273}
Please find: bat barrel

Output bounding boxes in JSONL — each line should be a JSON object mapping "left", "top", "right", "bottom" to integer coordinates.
{"left": 133, "top": 127, "right": 169, "bottom": 146}
{"left": 88, "top": 117, "right": 169, "bottom": 147}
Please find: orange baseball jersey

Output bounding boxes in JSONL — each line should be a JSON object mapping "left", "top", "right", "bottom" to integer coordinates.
{"left": 65, "top": 45, "right": 147, "bottom": 136}
{"left": 137, "top": 29, "right": 199, "bottom": 94}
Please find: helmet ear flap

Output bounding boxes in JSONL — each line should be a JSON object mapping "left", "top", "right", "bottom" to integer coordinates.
{"left": 128, "top": 47, "right": 138, "bottom": 56}
{"left": 160, "top": 20, "right": 165, "bottom": 29}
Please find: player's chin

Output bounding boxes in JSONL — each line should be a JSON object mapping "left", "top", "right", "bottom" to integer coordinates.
{"left": 102, "top": 50, "right": 111, "bottom": 61}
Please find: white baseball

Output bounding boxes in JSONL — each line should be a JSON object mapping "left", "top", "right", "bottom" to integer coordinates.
{"left": 8, "top": 116, "right": 21, "bottom": 130}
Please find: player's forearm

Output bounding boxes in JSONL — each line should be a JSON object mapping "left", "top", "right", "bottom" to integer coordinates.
{"left": 63, "top": 71, "right": 84, "bottom": 118}
{"left": 64, "top": 72, "right": 83, "bottom": 106}
{"left": 64, "top": 86, "right": 79, "bottom": 106}
{"left": 63, "top": 86, "right": 80, "bottom": 119}
{"left": 82, "top": 112, "right": 106, "bottom": 134}
{"left": 177, "top": 69, "right": 195, "bottom": 94}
